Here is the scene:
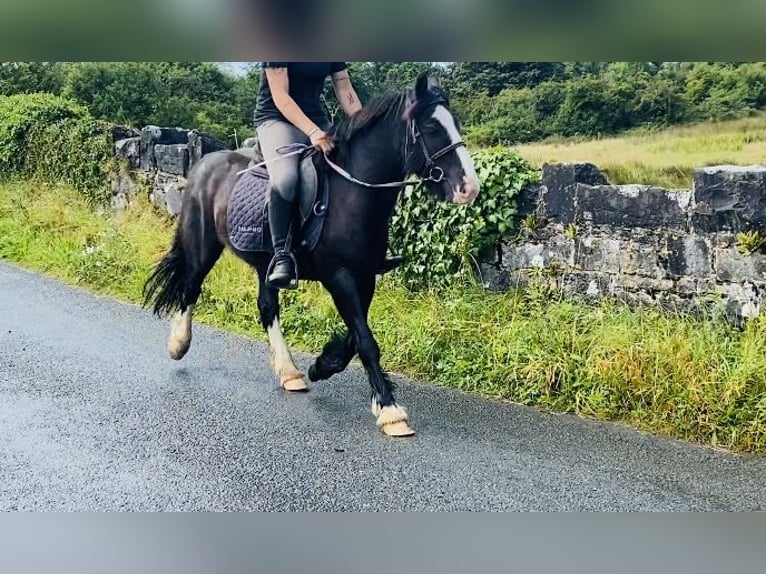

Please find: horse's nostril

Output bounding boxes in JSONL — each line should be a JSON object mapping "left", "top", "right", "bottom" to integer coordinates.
{"left": 454, "top": 178, "right": 479, "bottom": 205}
{"left": 463, "top": 177, "right": 479, "bottom": 197}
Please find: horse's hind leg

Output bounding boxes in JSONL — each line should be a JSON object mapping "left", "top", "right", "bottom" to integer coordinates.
{"left": 168, "top": 305, "right": 194, "bottom": 360}
{"left": 256, "top": 268, "right": 308, "bottom": 392}
{"left": 163, "top": 200, "right": 223, "bottom": 360}
{"left": 167, "top": 247, "right": 223, "bottom": 360}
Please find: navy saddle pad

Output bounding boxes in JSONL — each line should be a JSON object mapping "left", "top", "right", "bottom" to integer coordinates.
{"left": 227, "top": 164, "right": 328, "bottom": 254}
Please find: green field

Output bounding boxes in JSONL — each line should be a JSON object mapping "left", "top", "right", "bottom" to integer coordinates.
{"left": 2, "top": 181, "right": 766, "bottom": 454}
{"left": 516, "top": 113, "right": 766, "bottom": 189}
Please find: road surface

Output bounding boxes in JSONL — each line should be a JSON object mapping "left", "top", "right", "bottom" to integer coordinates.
{"left": 1, "top": 262, "right": 765, "bottom": 510}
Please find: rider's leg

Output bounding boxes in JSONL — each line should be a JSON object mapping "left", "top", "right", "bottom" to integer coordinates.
{"left": 256, "top": 120, "right": 308, "bottom": 289}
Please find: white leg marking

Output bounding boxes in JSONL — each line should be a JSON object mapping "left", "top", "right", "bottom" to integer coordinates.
{"left": 267, "top": 317, "right": 307, "bottom": 391}
{"left": 167, "top": 304, "right": 194, "bottom": 360}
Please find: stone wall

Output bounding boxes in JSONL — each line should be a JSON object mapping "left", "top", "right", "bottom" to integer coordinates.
{"left": 111, "top": 125, "right": 228, "bottom": 215}
{"left": 481, "top": 162, "right": 766, "bottom": 324}
{"left": 110, "top": 126, "right": 766, "bottom": 323}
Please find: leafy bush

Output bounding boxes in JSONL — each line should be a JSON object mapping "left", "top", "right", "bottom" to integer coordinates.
{"left": 459, "top": 62, "right": 766, "bottom": 146}
{"left": 0, "top": 93, "right": 114, "bottom": 203}
{"left": 0, "top": 93, "right": 86, "bottom": 173}
{"left": 389, "top": 147, "right": 539, "bottom": 289}
{"left": 685, "top": 62, "right": 766, "bottom": 121}
{"left": 554, "top": 76, "right": 629, "bottom": 137}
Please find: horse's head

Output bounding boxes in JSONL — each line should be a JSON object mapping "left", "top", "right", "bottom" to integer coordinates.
{"left": 403, "top": 73, "right": 480, "bottom": 205}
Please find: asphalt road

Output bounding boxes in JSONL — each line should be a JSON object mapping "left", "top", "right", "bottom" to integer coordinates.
{"left": 1, "top": 261, "right": 765, "bottom": 511}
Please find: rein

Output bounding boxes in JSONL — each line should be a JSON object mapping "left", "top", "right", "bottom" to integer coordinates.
{"left": 237, "top": 115, "right": 466, "bottom": 189}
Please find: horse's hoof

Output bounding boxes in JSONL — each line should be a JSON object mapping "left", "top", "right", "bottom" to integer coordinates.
{"left": 281, "top": 375, "right": 309, "bottom": 392}
{"left": 375, "top": 404, "right": 414, "bottom": 437}
{"left": 381, "top": 420, "right": 416, "bottom": 437}
{"left": 308, "top": 364, "right": 320, "bottom": 382}
{"left": 167, "top": 339, "right": 190, "bottom": 361}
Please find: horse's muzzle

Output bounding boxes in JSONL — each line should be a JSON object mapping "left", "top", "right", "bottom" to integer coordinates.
{"left": 453, "top": 176, "right": 480, "bottom": 204}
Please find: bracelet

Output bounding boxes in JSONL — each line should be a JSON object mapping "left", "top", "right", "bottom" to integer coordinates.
{"left": 307, "top": 127, "right": 320, "bottom": 138}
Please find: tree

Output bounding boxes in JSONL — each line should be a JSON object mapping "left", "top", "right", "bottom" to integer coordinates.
{"left": 0, "top": 62, "right": 64, "bottom": 96}
{"left": 58, "top": 62, "right": 252, "bottom": 144}
{"left": 61, "top": 62, "right": 159, "bottom": 126}
{"left": 444, "top": 62, "right": 565, "bottom": 96}
{"left": 230, "top": 63, "right": 262, "bottom": 140}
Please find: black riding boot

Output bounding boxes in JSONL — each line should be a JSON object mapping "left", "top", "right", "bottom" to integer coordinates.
{"left": 267, "top": 193, "right": 298, "bottom": 289}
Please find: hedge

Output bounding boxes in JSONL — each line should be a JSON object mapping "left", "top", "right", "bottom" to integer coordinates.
{"left": 0, "top": 93, "right": 115, "bottom": 204}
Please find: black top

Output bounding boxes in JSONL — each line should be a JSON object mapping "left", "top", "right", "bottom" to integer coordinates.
{"left": 253, "top": 62, "right": 347, "bottom": 129}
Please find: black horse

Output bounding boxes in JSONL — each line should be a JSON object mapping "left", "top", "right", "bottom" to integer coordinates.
{"left": 142, "top": 73, "right": 479, "bottom": 437}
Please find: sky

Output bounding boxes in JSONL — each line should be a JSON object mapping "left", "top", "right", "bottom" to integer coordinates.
{"left": 218, "top": 62, "right": 251, "bottom": 76}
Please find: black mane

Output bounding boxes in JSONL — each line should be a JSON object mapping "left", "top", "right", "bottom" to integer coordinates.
{"left": 331, "top": 86, "right": 450, "bottom": 146}
{"left": 332, "top": 92, "right": 407, "bottom": 146}
{"left": 328, "top": 85, "right": 451, "bottom": 168}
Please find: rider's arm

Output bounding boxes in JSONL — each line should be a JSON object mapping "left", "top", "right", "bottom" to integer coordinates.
{"left": 264, "top": 66, "right": 323, "bottom": 138}
{"left": 331, "top": 68, "right": 363, "bottom": 117}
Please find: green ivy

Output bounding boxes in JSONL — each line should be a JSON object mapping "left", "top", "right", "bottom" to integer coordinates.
{"left": 0, "top": 93, "right": 114, "bottom": 204}
{"left": 389, "top": 147, "right": 539, "bottom": 289}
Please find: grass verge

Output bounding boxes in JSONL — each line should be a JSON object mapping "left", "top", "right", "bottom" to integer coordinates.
{"left": 2, "top": 180, "right": 766, "bottom": 454}
{"left": 516, "top": 112, "right": 766, "bottom": 189}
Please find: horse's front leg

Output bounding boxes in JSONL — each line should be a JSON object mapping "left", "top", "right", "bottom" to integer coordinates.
{"left": 257, "top": 271, "right": 308, "bottom": 392}
{"left": 324, "top": 268, "right": 414, "bottom": 437}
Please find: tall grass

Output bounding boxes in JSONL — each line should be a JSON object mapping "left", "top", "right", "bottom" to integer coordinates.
{"left": 515, "top": 112, "right": 766, "bottom": 188}
{"left": 2, "top": 181, "right": 766, "bottom": 453}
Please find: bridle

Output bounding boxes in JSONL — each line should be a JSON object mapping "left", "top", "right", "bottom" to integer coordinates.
{"left": 409, "top": 113, "right": 466, "bottom": 185}
{"left": 323, "top": 101, "right": 467, "bottom": 189}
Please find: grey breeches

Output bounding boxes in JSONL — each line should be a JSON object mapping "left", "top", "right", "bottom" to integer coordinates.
{"left": 256, "top": 119, "right": 328, "bottom": 202}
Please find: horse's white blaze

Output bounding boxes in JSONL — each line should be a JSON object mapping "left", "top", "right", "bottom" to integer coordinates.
{"left": 267, "top": 317, "right": 299, "bottom": 379}
{"left": 432, "top": 105, "right": 480, "bottom": 201}
{"left": 168, "top": 305, "right": 194, "bottom": 360}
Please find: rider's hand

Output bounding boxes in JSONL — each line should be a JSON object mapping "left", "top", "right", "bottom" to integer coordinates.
{"left": 310, "top": 129, "right": 335, "bottom": 154}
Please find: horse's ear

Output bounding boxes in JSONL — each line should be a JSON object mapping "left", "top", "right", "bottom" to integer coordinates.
{"left": 405, "top": 72, "right": 436, "bottom": 120}
{"left": 414, "top": 72, "right": 430, "bottom": 99}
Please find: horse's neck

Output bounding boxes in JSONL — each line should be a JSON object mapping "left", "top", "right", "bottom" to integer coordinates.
{"left": 326, "top": 124, "right": 406, "bottom": 240}
{"left": 343, "top": 121, "right": 406, "bottom": 185}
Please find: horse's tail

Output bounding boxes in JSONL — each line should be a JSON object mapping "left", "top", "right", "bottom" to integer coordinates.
{"left": 142, "top": 227, "right": 188, "bottom": 318}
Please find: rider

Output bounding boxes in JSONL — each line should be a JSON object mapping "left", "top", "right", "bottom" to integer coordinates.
{"left": 254, "top": 62, "right": 402, "bottom": 289}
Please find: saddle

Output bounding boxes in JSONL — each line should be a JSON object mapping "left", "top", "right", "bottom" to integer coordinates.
{"left": 227, "top": 141, "right": 329, "bottom": 254}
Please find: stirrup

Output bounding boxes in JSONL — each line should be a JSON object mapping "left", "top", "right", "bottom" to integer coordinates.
{"left": 266, "top": 250, "right": 299, "bottom": 290}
